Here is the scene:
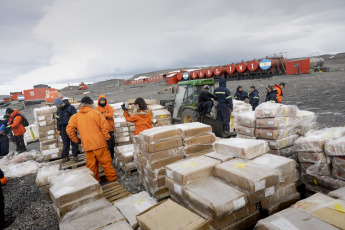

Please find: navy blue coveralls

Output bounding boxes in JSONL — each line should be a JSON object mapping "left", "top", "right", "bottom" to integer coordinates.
{"left": 234, "top": 90, "right": 249, "bottom": 101}
{"left": 249, "top": 89, "right": 260, "bottom": 110}
{"left": 56, "top": 100, "right": 79, "bottom": 158}
{"left": 0, "top": 119, "right": 10, "bottom": 156}
{"left": 214, "top": 77, "right": 233, "bottom": 132}
{"left": 265, "top": 91, "right": 277, "bottom": 103}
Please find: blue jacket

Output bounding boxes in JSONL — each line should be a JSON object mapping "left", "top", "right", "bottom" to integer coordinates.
{"left": 0, "top": 118, "right": 11, "bottom": 136}
{"left": 249, "top": 89, "right": 259, "bottom": 107}
{"left": 214, "top": 77, "right": 233, "bottom": 110}
{"left": 265, "top": 91, "right": 277, "bottom": 103}
{"left": 56, "top": 101, "right": 77, "bottom": 132}
{"left": 234, "top": 90, "right": 249, "bottom": 101}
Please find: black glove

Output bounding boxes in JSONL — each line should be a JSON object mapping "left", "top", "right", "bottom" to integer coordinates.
{"left": 121, "top": 103, "right": 128, "bottom": 111}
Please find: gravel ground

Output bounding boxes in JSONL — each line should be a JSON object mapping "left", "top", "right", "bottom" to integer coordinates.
{"left": 2, "top": 61, "right": 345, "bottom": 229}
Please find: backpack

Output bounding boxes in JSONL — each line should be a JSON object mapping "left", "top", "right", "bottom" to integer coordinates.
{"left": 14, "top": 114, "right": 29, "bottom": 127}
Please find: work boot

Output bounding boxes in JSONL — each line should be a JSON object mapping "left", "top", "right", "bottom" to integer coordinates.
{"left": 72, "top": 155, "right": 81, "bottom": 162}
{"left": 205, "top": 113, "right": 212, "bottom": 118}
{"left": 61, "top": 156, "right": 70, "bottom": 163}
{"left": 223, "top": 131, "right": 232, "bottom": 138}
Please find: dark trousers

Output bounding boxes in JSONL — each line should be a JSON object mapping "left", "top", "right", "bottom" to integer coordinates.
{"left": 199, "top": 101, "right": 213, "bottom": 116}
{"left": 14, "top": 135, "right": 26, "bottom": 152}
{"left": 216, "top": 103, "right": 230, "bottom": 132}
{"left": 0, "top": 185, "right": 4, "bottom": 226}
{"left": 251, "top": 103, "right": 258, "bottom": 111}
{"left": 0, "top": 136, "right": 9, "bottom": 156}
{"left": 60, "top": 126, "right": 79, "bottom": 158}
{"left": 108, "top": 131, "right": 115, "bottom": 159}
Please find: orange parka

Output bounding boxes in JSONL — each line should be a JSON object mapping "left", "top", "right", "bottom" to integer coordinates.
{"left": 274, "top": 84, "right": 283, "bottom": 103}
{"left": 123, "top": 109, "right": 152, "bottom": 135}
{"left": 67, "top": 105, "right": 110, "bottom": 152}
{"left": 95, "top": 94, "right": 115, "bottom": 132}
{"left": 9, "top": 110, "right": 26, "bottom": 136}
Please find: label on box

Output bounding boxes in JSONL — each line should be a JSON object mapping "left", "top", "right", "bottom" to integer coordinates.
{"left": 245, "top": 120, "right": 250, "bottom": 124}
{"left": 49, "top": 144, "right": 56, "bottom": 149}
{"left": 39, "top": 121, "right": 47, "bottom": 126}
{"left": 265, "top": 110, "right": 270, "bottom": 114}
{"left": 38, "top": 116, "right": 45, "bottom": 121}
{"left": 166, "top": 169, "right": 173, "bottom": 179}
{"left": 174, "top": 184, "right": 182, "bottom": 196}
{"left": 270, "top": 142, "right": 275, "bottom": 146}
{"left": 246, "top": 129, "right": 250, "bottom": 134}
{"left": 265, "top": 186, "right": 275, "bottom": 197}
{"left": 255, "top": 180, "right": 266, "bottom": 192}
{"left": 233, "top": 197, "right": 246, "bottom": 210}
{"left": 267, "top": 132, "right": 273, "bottom": 136}
{"left": 47, "top": 130, "right": 55, "bottom": 135}
{"left": 268, "top": 120, "right": 274, "bottom": 125}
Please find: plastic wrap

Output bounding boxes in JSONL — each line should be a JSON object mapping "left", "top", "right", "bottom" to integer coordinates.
{"left": 234, "top": 111, "right": 256, "bottom": 128}
{"left": 236, "top": 133, "right": 256, "bottom": 139}
{"left": 255, "top": 207, "right": 338, "bottom": 230}
{"left": 296, "top": 110, "right": 317, "bottom": 126}
{"left": 1, "top": 160, "right": 42, "bottom": 179}
{"left": 136, "top": 199, "right": 208, "bottom": 230}
{"left": 141, "top": 155, "right": 184, "bottom": 170}
{"left": 329, "top": 187, "right": 345, "bottom": 201}
{"left": 300, "top": 163, "right": 331, "bottom": 176}
{"left": 255, "top": 102, "right": 297, "bottom": 118}
{"left": 144, "top": 167, "right": 165, "bottom": 179}
{"left": 101, "top": 220, "right": 133, "bottom": 230}
{"left": 332, "top": 156, "right": 345, "bottom": 180}
{"left": 165, "top": 177, "right": 183, "bottom": 198}
{"left": 183, "top": 177, "right": 247, "bottom": 219}
{"left": 146, "top": 185, "right": 169, "bottom": 199}
{"left": 214, "top": 138, "right": 269, "bottom": 160}
{"left": 305, "top": 182, "right": 332, "bottom": 194}
{"left": 120, "top": 161, "right": 136, "bottom": 171}
{"left": 183, "top": 133, "right": 216, "bottom": 146}
{"left": 59, "top": 198, "right": 125, "bottom": 230}
{"left": 183, "top": 144, "right": 214, "bottom": 157}
{"left": 215, "top": 159, "right": 279, "bottom": 196}
{"left": 34, "top": 107, "right": 57, "bottom": 116}
{"left": 114, "top": 191, "right": 157, "bottom": 229}
{"left": 292, "top": 193, "right": 345, "bottom": 230}
{"left": 35, "top": 164, "right": 61, "bottom": 187}
{"left": 267, "top": 146, "right": 296, "bottom": 157}
{"left": 296, "top": 122, "right": 319, "bottom": 135}
{"left": 252, "top": 154, "right": 297, "bottom": 186}
{"left": 294, "top": 127, "right": 345, "bottom": 152}
{"left": 325, "top": 136, "right": 345, "bottom": 156}
{"left": 205, "top": 151, "right": 235, "bottom": 163}
{"left": 141, "top": 138, "right": 182, "bottom": 153}
{"left": 174, "top": 122, "right": 212, "bottom": 138}
{"left": 142, "top": 147, "right": 184, "bottom": 162}
{"left": 235, "top": 124, "right": 255, "bottom": 137}
{"left": 139, "top": 126, "right": 182, "bottom": 143}
{"left": 50, "top": 171, "right": 101, "bottom": 207}
{"left": 266, "top": 134, "right": 298, "bottom": 150}
{"left": 256, "top": 117, "right": 297, "bottom": 128}
{"left": 143, "top": 175, "right": 165, "bottom": 190}
{"left": 255, "top": 127, "right": 297, "bottom": 140}
{"left": 165, "top": 156, "right": 219, "bottom": 185}
{"left": 300, "top": 173, "right": 345, "bottom": 190}
{"left": 297, "top": 151, "right": 327, "bottom": 164}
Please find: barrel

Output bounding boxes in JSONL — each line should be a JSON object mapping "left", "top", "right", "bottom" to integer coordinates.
{"left": 198, "top": 69, "right": 205, "bottom": 78}
{"left": 236, "top": 62, "right": 247, "bottom": 73}
{"left": 247, "top": 60, "right": 259, "bottom": 71}
{"left": 213, "top": 66, "right": 225, "bottom": 76}
{"left": 177, "top": 72, "right": 183, "bottom": 81}
{"left": 226, "top": 64, "right": 236, "bottom": 74}
{"left": 191, "top": 71, "right": 198, "bottom": 79}
{"left": 205, "top": 68, "right": 213, "bottom": 77}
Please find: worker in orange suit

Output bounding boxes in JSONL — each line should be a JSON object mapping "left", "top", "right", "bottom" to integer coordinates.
{"left": 6, "top": 108, "right": 26, "bottom": 153}
{"left": 121, "top": 97, "right": 152, "bottom": 135}
{"left": 67, "top": 96, "right": 117, "bottom": 183}
{"left": 274, "top": 82, "right": 285, "bottom": 103}
{"left": 95, "top": 94, "right": 115, "bottom": 159}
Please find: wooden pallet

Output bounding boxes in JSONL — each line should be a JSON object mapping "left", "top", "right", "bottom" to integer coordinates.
{"left": 102, "top": 181, "right": 132, "bottom": 204}
{"left": 60, "top": 154, "right": 87, "bottom": 170}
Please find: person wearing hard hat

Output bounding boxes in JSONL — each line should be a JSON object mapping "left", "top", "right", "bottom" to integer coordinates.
{"left": 1, "top": 169, "right": 13, "bottom": 228}
{"left": 5, "top": 108, "right": 26, "bottom": 153}
{"left": 121, "top": 97, "right": 152, "bottom": 135}
{"left": 95, "top": 95, "right": 115, "bottom": 160}
{"left": 54, "top": 98, "right": 80, "bottom": 163}
{"left": 198, "top": 85, "right": 216, "bottom": 117}
{"left": 67, "top": 96, "right": 117, "bottom": 183}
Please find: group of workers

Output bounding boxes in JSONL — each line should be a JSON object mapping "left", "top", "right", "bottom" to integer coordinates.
{"left": 198, "top": 77, "right": 285, "bottom": 135}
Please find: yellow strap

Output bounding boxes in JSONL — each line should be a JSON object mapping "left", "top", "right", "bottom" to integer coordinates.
{"left": 183, "top": 162, "right": 197, "bottom": 168}
{"left": 285, "top": 117, "right": 289, "bottom": 125}
{"left": 284, "top": 107, "right": 288, "bottom": 116}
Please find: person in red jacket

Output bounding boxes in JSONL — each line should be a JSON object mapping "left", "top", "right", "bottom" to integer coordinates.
{"left": 274, "top": 82, "right": 285, "bottom": 103}
{"left": 121, "top": 98, "right": 152, "bottom": 135}
{"left": 6, "top": 108, "right": 26, "bottom": 153}
{"left": 1, "top": 169, "right": 13, "bottom": 228}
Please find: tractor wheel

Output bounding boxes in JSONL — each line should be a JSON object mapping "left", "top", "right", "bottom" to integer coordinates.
{"left": 181, "top": 109, "right": 200, "bottom": 123}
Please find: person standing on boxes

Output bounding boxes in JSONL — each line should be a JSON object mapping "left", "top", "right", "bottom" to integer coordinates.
{"left": 67, "top": 96, "right": 117, "bottom": 183}
{"left": 54, "top": 98, "right": 80, "bottom": 163}
{"left": 5, "top": 108, "right": 26, "bottom": 153}
{"left": 121, "top": 97, "right": 152, "bottom": 135}
{"left": 95, "top": 94, "right": 116, "bottom": 160}
{"left": 214, "top": 77, "right": 233, "bottom": 137}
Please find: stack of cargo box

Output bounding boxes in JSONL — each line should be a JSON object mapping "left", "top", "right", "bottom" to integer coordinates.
{"left": 132, "top": 135, "right": 143, "bottom": 183}
{"left": 295, "top": 127, "right": 345, "bottom": 193}
{"left": 110, "top": 103, "right": 125, "bottom": 118}
{"left": 255, "top": 102, "right": 299, "bottom": 161}
{"left": 234, "top": 111, "right": 256, "bottom": 139}
{"left": 296, "top": 110, "right": 319, "bottom": 136}
{"left": 138, "top": 126, "right": 184, "bottom": 199}
{"left": 256, "top": 192, "right": 345, "bottom": 229}
{"left": 49, "top": 168, "right": 103, "bottom": 220}
{"left": 35, "top": 164, "right": 61, "bottom": 200}
{"left": 231, "top": 100, "right": 253, "bottom": 132}
{"left": 116, "top": 144, "right": 136, "bottom": 173}
{"left": 174, "top": 122, "right": 215, "bottom": 158}
{"left": 148, "top": 104, "right": 172, "bottom": 127}
{"left": 113, "top": 118, "right": 133, "bottom": 146}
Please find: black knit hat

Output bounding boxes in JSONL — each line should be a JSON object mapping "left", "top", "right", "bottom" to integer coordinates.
{"left": 81, "top": 96, "right": 94, "bottom": 105}
{"left": 6, "top": 108, "right": 14, "bottom": 115}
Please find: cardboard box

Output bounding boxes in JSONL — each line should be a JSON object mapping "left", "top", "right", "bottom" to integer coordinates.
{"left": 155, "top": 118, "right": 172, "bottom": 126}
{"left": 255, "top": 128, "right": 297, "bottom": 140}
{"left": 183, "top": 177, "right": 247, "bottom": 219}
{"left": 235, "top": 124, "right": 255, "bottom": 137}
{"left": 147, "top": 104, "right": 165, "bottom": 111}
{"left": 256, "top": 117, "right": 296, "bottom": 128}
{"left": 255, "top": 103, "right": 297, "bottom": 118}
{"left": 165, "top": 156, "right": 219, "bottom": 185}
{"left": 165, "top": 177, "right": 183, "bottom": 198}
{"left": 266, "top": 134, "right": 298, "bottom": 150}
{"left": 183, "top": 144, "right": 214, "bottom": 157}
{"left": 300, "top": 173, "right": 345, "bottom": 190}
{"left": 214, "top": 138, "right": 269, "bottom": 160}
{"left": 101, "top": 220, "right": 133, "bottom": 230}
{"left": 174, "top": 122, "right": 212, "bottom": 138}
{"left": 296, "top": 121, "right": 319, "bottom": 135}
{"left": 143, "top": 175, "right": 166, "bottom": 190}
{"left": 236, "top": 134, "right": 256, "bottom": 139}
{"left": 328, "top": 187, "right": 345, "bottom": 201}
{"left": 325, "top": 136, "right": 345, "bottom": 156}
{"left": 255, "top": 207, "right": 338, "bottom": 230}
{"left": 183, "top": 133, "right": 216, "bottom": 146}
{"left": 35, "top": 164, "right": 61, "bottom": 187}
{"left": 297, "top": 152, "right": 327, "bottom": 164}
{"left": 332, "top": 156, "right": 345, "bottom": 180}
{"left": 215, "top": 159, "right": 279, "bottom": 195}
{"left": 292, "top": 193, "right": 345, "bottom": 230}
{"left": 260, "top": 183, "right": 299, "bottom": 211}
{"left": 141, "top": 138, "right": 183, "bottom": 153}
{"left": 142, "top": 155, "right": 184, "bottom": 170}
{"left": 139, "top": 126, "right": 182, "bottom": 143}
{"left": 143, "top": 167, "right": 165, "bottom": 179}
{"left": 136, "top": 199, "right": 209, "bottom": 230}
{"left": 151, "top": 109, "right": 171, "bottom": 119}
{"left": 267, "top": 146, "right": 295, "bottom": 157}
{"left": 142, "top": 147, "right": 184, "bottom": 162}
{"left": 234, "top": 111, "right": 256, "bottom": 128}
{"left": 300, "top": 162, "right": 331, "bottom": 176}
{"left": 205, "top": 151, "right": 235, "bottom": 163}
{"left": 222, "top": 211, "right": 260, "bottom": 230}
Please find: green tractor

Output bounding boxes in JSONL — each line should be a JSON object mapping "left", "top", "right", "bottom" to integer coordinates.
{"left": 160, "top": 78, "right": 235, "bottom": 137}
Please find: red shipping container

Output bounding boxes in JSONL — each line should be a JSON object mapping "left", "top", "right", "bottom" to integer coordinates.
{"left": 286, "top": 59, "right": 310, "bottom": 75}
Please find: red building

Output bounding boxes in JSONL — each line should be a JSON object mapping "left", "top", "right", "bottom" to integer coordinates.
{"left": 10, "top": 92, "right": 23, "bottom": 101}
{"left": 23, "top": 85, "right": 59, "bottom": 102}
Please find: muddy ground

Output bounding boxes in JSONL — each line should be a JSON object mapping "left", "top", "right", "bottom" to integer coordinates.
{"left": 2, "top": 56, "right": 345, "bottom": 229}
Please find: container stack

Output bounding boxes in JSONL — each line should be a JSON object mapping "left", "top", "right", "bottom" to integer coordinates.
{"left": 49, "top": 169, "right": 103, "bottom": 220}
{"left": 230, "top": 100, "right": 253, "bottom": 132}
{"left": 175, "top": 122, "right": 215, "bottom": 158}
{"left": 115, "top": 144, "right": 136, "bottom": 173}
{"left": 296, "top": 110, "right": 319, "bottom": 136}
{"left": 294, "top": 127, "right": 345, "bottom": 193}
{"left": 234, "top": 111, "right": 256, "bottom": 139}
{"left": 151, "top": 108, "right": 172, "bottom": 127}
{"left": 138, "top": 126, "right": 184, "bottom": 199}
{"left": 113, "top": 117, "right": 133, "bottom": 146}
{"left": 326, "top": 136, "right": 345, "bottom": 181}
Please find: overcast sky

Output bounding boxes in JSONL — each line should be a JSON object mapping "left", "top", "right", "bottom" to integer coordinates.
{"left": 0, "top": 0, "right": 344, "bottom": 94}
